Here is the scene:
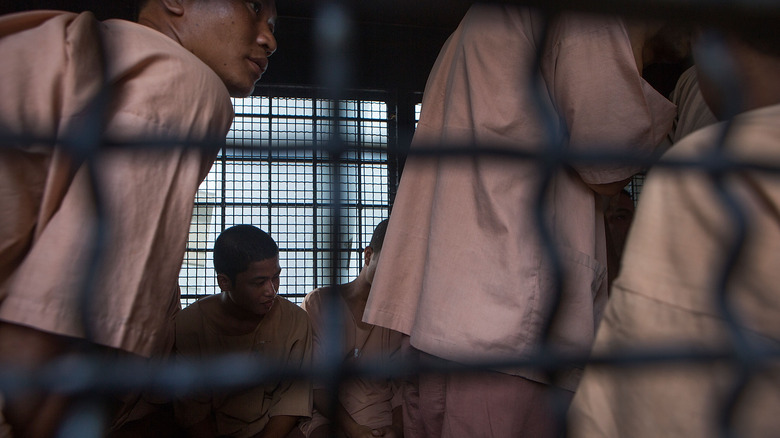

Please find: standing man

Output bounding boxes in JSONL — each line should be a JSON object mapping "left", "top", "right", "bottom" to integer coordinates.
{"left": 568, "top": 21, "right": 780, "bottom": 438}
{"left": 297, "top": 219, "right": 404, "bottom": 438}
{"left": 0, "top": 1, "right": 277, "bottom": 436}
{"left": 363, "top": 4, "right": 687, "bottom": 437}
{"left": 175, "top": 225, "right": 312, "bottom": 438}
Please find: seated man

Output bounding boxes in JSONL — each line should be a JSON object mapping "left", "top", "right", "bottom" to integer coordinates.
{"left": 175, "top": 225, "right": 312, "bottom": 438}
{"left": 297, "top": 220, "right": 404, "bottom": 438}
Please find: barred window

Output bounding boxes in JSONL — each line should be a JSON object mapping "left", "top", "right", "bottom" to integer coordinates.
{"left": 179, "top": 89, "right": 396, "bottom": 306}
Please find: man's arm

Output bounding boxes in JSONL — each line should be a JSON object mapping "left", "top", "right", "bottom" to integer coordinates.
{"left": 369, "top": 406, "right": 403, "bottom": 438}
{"left": 264, "top": 305, "right": 314, "bottom": 436}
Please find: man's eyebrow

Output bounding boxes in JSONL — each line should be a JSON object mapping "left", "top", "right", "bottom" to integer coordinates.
{"left": 250, "top": 268, "right": 282, "bottom": 280}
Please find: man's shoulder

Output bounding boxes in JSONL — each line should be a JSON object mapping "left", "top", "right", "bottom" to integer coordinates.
{"left": 272, "top": 297, "right": 311, "bottom": 336}
{"left": 668, "top": 104, "right": 780, "bottom": 160}
{"left": 100, "top": 19, "right": 233, "bottom": 139}
{"left": 102, "top": 19, "right": 224, "bottom": 86}
{"left": 176, "top": 299, "right": 208, "bottom": 332}
{"left": 301, "top": 287, "right": 328, "bottom": 308}
{"left": 276, "top": 296, "right": 308, "bottom": 319}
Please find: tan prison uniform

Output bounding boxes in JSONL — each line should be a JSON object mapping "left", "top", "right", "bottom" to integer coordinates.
{"left": 364, "top": 5, "right": 675, "bottom": 389}
{"left": 0, "top": 11, "right": 233, "bottom": 357}
{"left": 175, "top": 296, "right": 313, "bottom": 438}
{"left": 568, "top": 103, "right": 780, "bottom": 437}
{"left": 299, "top": 288, "right": 403, "bottom": 436}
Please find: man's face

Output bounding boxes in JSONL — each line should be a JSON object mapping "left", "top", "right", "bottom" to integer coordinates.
{"left": 181, "top": 0, "right": 277, "bottom": 97}
{"left": 225, "top": 256, "right": 281, "bottom": 317}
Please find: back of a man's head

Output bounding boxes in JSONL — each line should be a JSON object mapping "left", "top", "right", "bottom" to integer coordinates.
{"left": 214, "top": 225, "right": 279, "bottom": 283}
{"left": 695, "top": 19, "right": 780, "bottom": 118}
{"left": 368, "top": 219, "right": 389, "bottom": 254}
{"left": 721, "top": 19, "right": 780, "bottom": 59}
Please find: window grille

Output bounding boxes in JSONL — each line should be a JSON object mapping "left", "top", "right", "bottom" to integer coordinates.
{"left": 179, "top": 89, "right": 396, "bottom": 306}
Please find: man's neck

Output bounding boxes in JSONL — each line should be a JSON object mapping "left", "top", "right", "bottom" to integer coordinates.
{"left": 212, "top": 293, "right": 265, "bottom": 335}
{"left": 136, "top": 3, "right": 182, "bottom": 45}
{"left": 338, "top": 277, "right": 371, "bottom": 326}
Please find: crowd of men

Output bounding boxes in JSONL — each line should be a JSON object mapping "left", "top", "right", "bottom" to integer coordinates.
{"left": 1, "top": 0, "right": 779, "bottom": 437}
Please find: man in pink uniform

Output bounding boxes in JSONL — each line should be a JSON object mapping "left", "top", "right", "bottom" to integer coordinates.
{"left": 568, "top": 23, "right": 780, "bottom": 438}
{"left": 0, "top": 0, "right": 277, "bottom": 436}
{"left": 175, "top": 225, "right": 312, "bottom": 438}
{"left": 363, "top": 4, "right": 685, "bottom": 437}
{"left": 298, "top": 219, "right": 404, "bottom": 438}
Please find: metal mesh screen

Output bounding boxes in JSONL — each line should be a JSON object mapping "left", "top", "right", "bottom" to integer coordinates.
{"left": 1, "top": 0, "right": 780, "bottom": 437}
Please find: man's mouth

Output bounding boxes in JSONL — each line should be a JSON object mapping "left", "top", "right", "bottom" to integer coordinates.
{"left": 249, "top": 57, "right": 269, "bottom": 76}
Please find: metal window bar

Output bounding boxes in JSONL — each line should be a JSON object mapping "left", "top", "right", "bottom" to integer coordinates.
{"left": 0, "top": 0, "right": 779, "bottom": 437}
{"left": 179, "top": 89, "right": 392, "bottom": 307}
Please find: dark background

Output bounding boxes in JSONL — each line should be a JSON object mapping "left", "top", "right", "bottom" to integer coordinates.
{"left": 0, "top": 0, "right": 692, "bottom": 96}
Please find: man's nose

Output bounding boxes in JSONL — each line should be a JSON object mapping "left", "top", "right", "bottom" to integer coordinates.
{"left": 263, "top": 281, "right": 277, "bottom": 297}
{"left": 258, "top": 25, "right": 277, "bottom": 56}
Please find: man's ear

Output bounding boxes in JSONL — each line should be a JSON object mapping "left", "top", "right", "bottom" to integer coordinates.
{"left": 217, "top": 273, "right": 233, "bottom": 292}
{"left": 363, "top": 247, "right": 374, "bottom": 267}
{"left": 160, "top": 0, "right": 185, "bottom": 16}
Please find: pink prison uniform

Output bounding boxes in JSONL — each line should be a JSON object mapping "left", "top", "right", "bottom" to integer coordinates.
{"left": 667, "top": 66, "right": 718, "bottom": 144}
{"left": 364, "top": 4, "right": 675, "bottom": 390}
{"left": 0, "top": 11, "right": 232, "bottom": 357}
{"left": 568, "top": 103, "right": 780, "bottom": 437}
{"left": 299, "top": 288, "right": 403, "bottom": 435}
{"left": 175, "top": 296, "right": 313, "bottom": 437}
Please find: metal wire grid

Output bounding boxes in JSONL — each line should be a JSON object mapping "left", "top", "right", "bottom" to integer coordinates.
{"left": 0, "top": 0, "right": 779, "bottom": 437}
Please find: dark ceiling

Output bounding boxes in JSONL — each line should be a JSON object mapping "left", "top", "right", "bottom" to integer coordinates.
{"left": 0, "top": 0, "right": 473, "bottom": 91}
{"left": 281, "top": 0, "right": 473, "bottom": 29}
{"left": 0, "top": 0, "right": 472, "bottom": 28}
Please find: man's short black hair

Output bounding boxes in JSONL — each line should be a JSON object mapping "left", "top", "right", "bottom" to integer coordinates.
{"left": 368, "top": 219, "right": 389, "bottom": 254}
{"left": 214, "top": 225, "right": 279, "bottom": 283}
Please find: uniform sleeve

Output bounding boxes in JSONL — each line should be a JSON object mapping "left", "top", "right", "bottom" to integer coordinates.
{"left": 545, "top": 15, "right": 675, "bottom": 185}
{"left": 268, "top": 308, "right": 314, "bottom": 418}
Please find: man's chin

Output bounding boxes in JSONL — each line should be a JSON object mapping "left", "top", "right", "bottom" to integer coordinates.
{"left": 227, "top": 81, "right": 258, "bottom": 98}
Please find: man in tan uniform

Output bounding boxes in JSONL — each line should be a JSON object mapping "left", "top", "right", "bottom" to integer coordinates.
{"left": 0, "top": 1, "right": 277, "bottom": 436}
{"left": 568, "top": 22, "right": 780, "bottom": 438}
{"left": 363, "top": 4, "right": 688, "bottom": 437}
{"left": 297, "top": 219, "right": 404, "bottom": 438}
{"left": 175, "top": 225, "right": 312, "bottom": 438}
